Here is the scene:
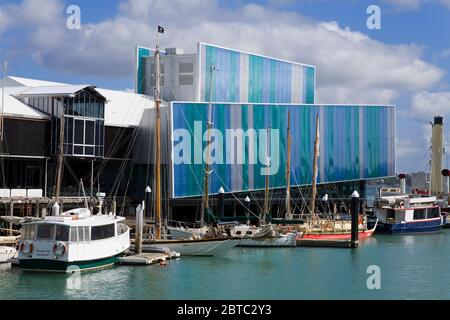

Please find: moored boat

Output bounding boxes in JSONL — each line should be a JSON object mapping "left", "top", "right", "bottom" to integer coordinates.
{"left": 18, "top": 208, "right": 130, "bottom": 272}
{"left": 367, "top": 195, "right": 443, "bottom": 234}
{"left": 139, "top": 237, "right": 240, "bottom": 256}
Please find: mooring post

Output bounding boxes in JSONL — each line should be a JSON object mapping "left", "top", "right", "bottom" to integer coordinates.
{"left": 351, "top": 191, "right": 360, "bottom": 248}
{"left": 245, "top": 196, "right": 251, "bottom": 224}
{"left": 218, "top": 187, "right": 225, "bottom": 218}
{"left": 135, "top": 202, "right": 144, "bottom": 255}
{"left": 145, "top": 186, "right": 151, "bottom": 219}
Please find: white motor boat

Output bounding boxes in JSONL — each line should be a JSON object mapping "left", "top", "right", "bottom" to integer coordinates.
{"left": 18, "top": 208, "right": 130, "bottom": 273}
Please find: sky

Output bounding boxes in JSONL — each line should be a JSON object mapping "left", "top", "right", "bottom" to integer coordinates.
{"left": 1, "top": 0, "right": 450, "bottom": 173}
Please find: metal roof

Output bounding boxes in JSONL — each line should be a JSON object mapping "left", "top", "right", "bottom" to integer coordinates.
{"left": 0, "top": 87, "right": 49, "bottom": 120}
{"left": 18, "top": 85, "right": 99, "bottom": 98}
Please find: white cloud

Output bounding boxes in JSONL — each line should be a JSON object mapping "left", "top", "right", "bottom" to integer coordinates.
{"left": 0, "top": 0, "right": 443, "bottom": 105}
{"left": 411, "top": 91, "right": 450, "bottom": 117}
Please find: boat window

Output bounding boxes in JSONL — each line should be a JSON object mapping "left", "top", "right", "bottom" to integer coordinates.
{"left": 77, "top": 226, "right": 85, "bottom": 242}
{"left": 55, "top": 225, "right": 70, "bottom": 242}
{"left": 36, "top": 224, "right": 55, "bottom": 240}
{"left": 246, "top": 231, "right": 253, "bottom": 235}
{"left": 70, "top": 227, "right": 78, "bottom": 242}
{"left": 427, "top": 207, "right": 440, "bottom": 219}
{"left": 84, "top": 226, "right": 90, "bottom": 241}
{"left": 117, "top": 223, "right": 127, "bottom": 235}
{"left": 235, "top": 231, "right": 242, "bottom": 235}
{"left": 91, "top": 224, "right": 115, "bottom": 241}
{"left": 22, "top": 224, "right": 36, "bottom": 240}
{"left": 386, "top": 209, "right": 395, "bottom": 219}
{"left": 413, "top": 209, "right": 426, "bottom": 220}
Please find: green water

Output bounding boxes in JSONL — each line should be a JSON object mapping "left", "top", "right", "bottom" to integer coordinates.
{"left": 1, "top": 233, "right": 449, "bottom": 300}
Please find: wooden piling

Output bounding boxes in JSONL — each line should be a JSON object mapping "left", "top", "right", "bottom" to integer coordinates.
{"left": 135, "top": 202, "right": 144, "bottom": 255}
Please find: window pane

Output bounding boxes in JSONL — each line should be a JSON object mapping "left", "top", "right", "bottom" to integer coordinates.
{"left": 78, "top": 226, "right": 85, "bottom": 242}
{"left": 91, "top": 224, "right": 115, "bottom": 240}
{"left": 55, "top": 225, "right": 70, "bottom": 241}
{"left": 85, "top": 121, "right": 95, "bottom": 145}
{"left": 74, "top": 119, "right": 84, "bottom": 144}
{"left": 179, "top": 62, "right": 194, "bottom": 73}
{"left": 85, "top": 146, "right": 94, "bottom": 156}
{"left": 74, "top": 146, "right": 83, "bottom": 155}
{"left": 70, "top": 227, "right": 78, "bottom": 242}
{"left": 84, "top": 226, "right": 90, "bottom": 241}
{"left": 37, "top": 224, "right": 55, "bottom": 240}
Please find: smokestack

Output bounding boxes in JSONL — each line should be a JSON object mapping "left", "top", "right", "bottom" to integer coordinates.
{"left": 431, "top": 116, "right": 444, "bottom": 195}
{"left": 399, "top": 174, "right": 406, "bottom": 194}
{"left": 442, "top": 169, "right": 450, "bottom": 195}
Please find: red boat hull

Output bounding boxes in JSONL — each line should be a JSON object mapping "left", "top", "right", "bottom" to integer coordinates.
{"left": 297, "top": 228, "right": 376, "bottom": 241}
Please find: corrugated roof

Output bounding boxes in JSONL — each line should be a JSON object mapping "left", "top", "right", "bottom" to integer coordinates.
{"left": 2, "top": 76, "right": 158, "bottom": 127}
{"left": 19, "top": 85, "right": 96, "bottom": 97}
{"left": 0, "top": 87, "right": 49, "bottom": 120}
{"left": 6, "top": 76, "right": 67, "bottom": 87}
{"left": 98, "top": 88, "right": 155, "bottom": 127}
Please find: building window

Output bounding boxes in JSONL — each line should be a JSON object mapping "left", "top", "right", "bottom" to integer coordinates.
{"left": 179, "top": 62, "right": 194, "bottom": 86}
{"left": 64, "top": 117, "right": 104, "bottom": 158}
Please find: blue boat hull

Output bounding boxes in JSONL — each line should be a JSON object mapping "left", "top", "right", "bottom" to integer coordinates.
{"left": 368, "top": 219, "right": 442, "bottom": 234}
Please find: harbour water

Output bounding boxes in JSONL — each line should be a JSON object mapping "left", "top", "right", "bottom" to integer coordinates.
{"left": 1, "top": 232, "right": 449, "bottom": 300}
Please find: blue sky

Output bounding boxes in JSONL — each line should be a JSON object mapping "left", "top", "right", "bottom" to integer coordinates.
{"left": 1, "top": 0, "right": 450, "bottom": 172}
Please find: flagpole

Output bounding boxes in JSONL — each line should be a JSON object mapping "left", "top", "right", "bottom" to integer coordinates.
{"left": 154, "top": 26, "right": 163, "bottom": 240}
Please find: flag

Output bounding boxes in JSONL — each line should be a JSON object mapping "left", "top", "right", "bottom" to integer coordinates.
{"left": 158, "top": 26, "right": 165, "bottom": 34}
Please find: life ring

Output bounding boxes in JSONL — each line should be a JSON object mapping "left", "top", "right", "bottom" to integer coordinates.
{"left": 53, "top": 242, "right": 67, "bottom": 256}
{"left": 358, "top": 216, "right": 363, "bottom": 225}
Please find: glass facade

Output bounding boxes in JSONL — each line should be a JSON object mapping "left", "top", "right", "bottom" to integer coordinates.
{"left": 27, "top": 89, "right": 105, "bottom": 158}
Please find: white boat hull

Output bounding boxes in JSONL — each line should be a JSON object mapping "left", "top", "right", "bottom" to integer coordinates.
{"left": 238, "top": 233, "right": 297, "bottom": 247}
{"left": 0, "top": 246, "right": 16, "bottom": 264}
{"left": 140, "top": 238, "right": 240, "bottom": 256}
{"left": 167, "top": 226, "right": 208, "bottom": 240}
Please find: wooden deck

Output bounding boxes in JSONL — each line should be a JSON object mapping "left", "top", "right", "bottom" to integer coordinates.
{"left": 117, "top": 251, "right": 180, "bottom": 266}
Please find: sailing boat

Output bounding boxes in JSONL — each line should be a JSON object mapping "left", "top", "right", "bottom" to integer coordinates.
{"left": 139, "top": 27, "right": 239, "bottom": 256}
{"left": 296, "top": 114, "right": 377, "bottom": 241}
{"left": 231, "top": 122, "right": 297, "bottom": 247}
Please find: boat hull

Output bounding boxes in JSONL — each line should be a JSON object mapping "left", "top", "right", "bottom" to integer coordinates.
{"left": 19, "top": 252, "right": 126, "bottom": 273}
{"left": 299, "top": 229, "right": 375, "bottom": 241}
{"left": 370, "top": 218, "right": 442, "bottom": 234}
{"left": 140, "top": 238, "right": 240, "bottom": 256}
{"left": 238, "top": 233, "right": 297, "bottom": 247}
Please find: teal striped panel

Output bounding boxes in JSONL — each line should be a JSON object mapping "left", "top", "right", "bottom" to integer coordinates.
{"left": 171, "top": 103, "right": 395, "bottom": 198}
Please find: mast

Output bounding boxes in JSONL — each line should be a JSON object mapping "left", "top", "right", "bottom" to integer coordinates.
{"left": 154, "top": 26, "right": 164, "bottom": 239}
{"left": 1, "top": 61, "right": 5, "bottom": 143}
{"left": 263, "top": 126, "right": 271, "bottom": 225}
{"left": 0, "top": 62, "right": 6, "bottom": 189}
{"left": 310, "top": 113, "right": 320, "bottom": 224}
{"left": 200, "top": 64, "right": 216, "bottom": 227}
{"left": 55, "top": 115, "right": 65, "bottom": 203}
{"left": 285, "top": 111, "right": 292, "bottom": 220}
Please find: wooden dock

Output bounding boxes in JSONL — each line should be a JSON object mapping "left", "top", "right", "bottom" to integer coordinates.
{"left": 117, "top": 251, "right": 180, "bottom": 266}
{"left": 297, "top": 239, "right": 358, "bottom": 248}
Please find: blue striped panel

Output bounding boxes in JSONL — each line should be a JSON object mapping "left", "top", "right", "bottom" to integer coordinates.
{"left": 171, "top": 103, "right": 395, "bottom": 198}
